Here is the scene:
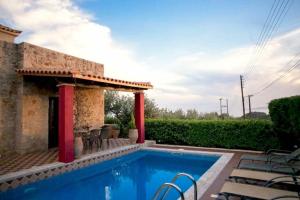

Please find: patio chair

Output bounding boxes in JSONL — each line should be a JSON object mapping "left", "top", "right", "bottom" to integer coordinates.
{"left": 229, "top": 169, "right": 300, "bottom": 187}
{"left": 217, "top": 181, "right": 300, "bottom": 200}
{"left": 99, "top": 125, "right": 112, "bottom": 149}
{"left": 89, "top": 129, "right": 101, "bottom": 149}
{"left": 237, "top": 159, "right": 300, "bottom": 175}
{"left": 81, "top": 131, "right": 90, "bottom": 150}
{"left": 238, "top": 148, "right": 300, "bottom": 165}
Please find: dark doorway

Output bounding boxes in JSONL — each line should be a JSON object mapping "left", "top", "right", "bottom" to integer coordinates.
{"left": 48, "top": 97, "right": 59, "bottom": 148}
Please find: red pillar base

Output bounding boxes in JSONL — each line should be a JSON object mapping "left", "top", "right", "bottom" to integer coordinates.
{"left": 58, "top": 84, "right": 74, "bottom": 163}
{"left": 135, "top": 92, "right": 145, "bottom": 143}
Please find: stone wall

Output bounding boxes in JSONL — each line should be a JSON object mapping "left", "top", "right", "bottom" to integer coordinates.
{"left": 20, "top": 42, "right": 104, "bottom": 76}
{"left": 0, "top": 32, "right": 16, "bottom": 43}
{"left": 74, "top": 87, "right": 104, "bottom": 130}
{"left": 15, "top": 80, "right": 105, "bottom": 154}
{"left": 15, "top": 77, "right": 57, "bottom": 154}
{"left": 0, "top": 41, "right": 20, "bottom": 155}
{"left": 0, "top": 41, "right": 105, "bottom": 155}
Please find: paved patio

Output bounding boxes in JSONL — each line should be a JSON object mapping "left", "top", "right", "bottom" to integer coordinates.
{"left": 0, "top": 138, "right": 131, "bottom": 176}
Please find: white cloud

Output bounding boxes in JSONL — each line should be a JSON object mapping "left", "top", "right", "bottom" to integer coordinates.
{"left": 172, "top": 28, "right": 300, "bottom": 115}
{"left": 0, "top": 0, "right": 142, "bottom": 80}
{"left": 1, "top": 0, "right": 299, "bottom": 116}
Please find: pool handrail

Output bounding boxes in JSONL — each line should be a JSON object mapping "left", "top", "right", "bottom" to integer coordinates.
{"left": 161, "top": 173, "right": 197, "bottom": 200}
{"left": 152, "top": 182, "right": 185, "bottom": 200}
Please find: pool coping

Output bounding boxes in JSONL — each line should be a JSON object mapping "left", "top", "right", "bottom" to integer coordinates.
{"left": 143, "top": 147, "right": 234, "bottom": 200}
{"left": 0, "top": 140, "right": 156, "bottom": 192}
{"left": 1, "top": 142, "right": 233, "bottom": 200}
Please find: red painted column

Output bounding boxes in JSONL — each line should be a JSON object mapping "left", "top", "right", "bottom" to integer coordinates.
{"left": 135, "top": 92, "right": 145, "bottom": 143}
{"left": 58, "top": 84, "right": 74, "bottom": 163}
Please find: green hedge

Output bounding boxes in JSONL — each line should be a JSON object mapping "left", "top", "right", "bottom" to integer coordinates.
{"left": 145, "top": 119, "right": 279, "bottom": 151}
{"left": 269, "top": 95, "right": 300, "bottom": 149}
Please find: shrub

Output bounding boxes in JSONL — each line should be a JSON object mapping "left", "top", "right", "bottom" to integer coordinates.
{"left": 269, "top": 95, "right": 300, "bottom": 149}
{"left": 128, "top": 113, "right": 136, "bottom": 129}
{"left": 145, "top": 119, "right": 279, "bottom": 151}
{"left": 104, "top": 116, "right": 121, "bottom": 125}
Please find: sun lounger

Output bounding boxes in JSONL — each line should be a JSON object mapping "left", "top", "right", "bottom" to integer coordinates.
{"left": 229, "top": 169, "right": 300, "bottom": 186}
{"left": 218, "top": 181, "right": 300, "bottom": 200}
{"left": 237, "top": 160, "right": 300, "bottom": 175}
{"left": 238, "top": 148, "right": 300, "bottom": 165}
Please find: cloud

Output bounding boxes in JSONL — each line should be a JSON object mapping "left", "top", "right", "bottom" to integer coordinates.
{"left": 0, "top": 0, "right": 143, "bottom": 80}
{"left": 169, "top": 28, "right": 300, "bottom": 115}
{"left": 1, "top": 0, "right": 299, "bottom": 116}
{"left": 0, "top": 0, "right": 189, "bottom": 111}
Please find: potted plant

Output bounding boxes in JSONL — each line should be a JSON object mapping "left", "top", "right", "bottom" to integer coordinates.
{"left": 112, "top": 123, "right": 120, "bottom": 139}
{"left": 128, "top": 113, "right": 138, "bottom": 144}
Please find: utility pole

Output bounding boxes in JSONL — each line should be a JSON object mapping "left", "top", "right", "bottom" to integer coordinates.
{"left": 240, "top": 75, "right": 245, "bottom": 119}
{"left": 248, "top": 95, "right": 253, "bottom": 114}
{"left": 226, "top": 99, "right": 229, "bottom": 115}
{"left": 219, "top": 98, "right": 223, "bottom": 115}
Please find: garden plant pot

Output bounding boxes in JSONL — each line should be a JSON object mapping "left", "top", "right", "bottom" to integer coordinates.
{"left": 128, "top": 129, "right": 138, "bottom": 144}
{"left": 112, "top": 129, "right": 120, "bottom": 139}
{"left": 74, "top": 136, "right": 83, "bottom": 158}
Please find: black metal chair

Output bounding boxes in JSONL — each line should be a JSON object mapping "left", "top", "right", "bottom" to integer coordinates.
{"left": 81, "top": 131, "right": 90, "bottom": 150}
{"left": 89, "top": 129, "right": 101, "bottom": 150}
{"left": 99, "top": 125, "right": 112, "bottom": 149}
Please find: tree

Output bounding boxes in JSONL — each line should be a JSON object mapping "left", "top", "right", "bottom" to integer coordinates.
{"left": 105, "top": 90, "right": 229, "bottom": 122}
{"left": 104, "top": 90, "right": 159, "bottom": 126}
{"left": 104, "top": 90, "right": 118, "bottom": 116}
{"left": 186, "top": 109, "right": 199, "bottom": 119}
{"left": 173, "top": 109, "right": 185, "bottom": 119}
{"left": 104, "top": 90, "right": 133, "bottom": 126}
{"left": 144, "top": 97, "right": 159, "bottom": 118}
{"left": 202, "top": 112, "right": 219, "bottom": 120}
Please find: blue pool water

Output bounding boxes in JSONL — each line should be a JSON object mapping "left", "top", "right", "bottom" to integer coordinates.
{"left": 1, "top": 150, "right": 219, "bottom": 200}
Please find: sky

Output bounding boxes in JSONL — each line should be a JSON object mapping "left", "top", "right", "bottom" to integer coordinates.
{"left": 0, "top": 0, "right": 299, "bottom": 116}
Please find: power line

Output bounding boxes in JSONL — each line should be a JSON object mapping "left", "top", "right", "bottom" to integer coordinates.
{"left": 248, "top": 0, "right": 292, "bottom": 75}
{"left": 256, "top": 0, "right": 279, "bottom": 48}
{"left": 246, "top": 0, "right": 290, "bottom": 76}
{"left": 252, "top": 58, "right": 300, "bottom": 96}
{"left": 252, "top": 52, "right": 300, "bottom": 95}
{"left": 244, "top": 0, "right": 292, "bottom": 77}
{"left": 248, "top": 44, "right": 300, "bottom": 97}
{"left": 244, "top": 0, "right": 281, "bottom": 76}
{"left": 244, "top": 0, "right": 279, "bottom": 76}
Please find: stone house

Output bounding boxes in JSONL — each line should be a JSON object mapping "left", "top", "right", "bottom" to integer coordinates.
{"left": 0, "top": 24, "right": 152, "bottom": 162}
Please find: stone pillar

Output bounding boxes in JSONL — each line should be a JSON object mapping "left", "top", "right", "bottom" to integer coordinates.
{"left": 73, "top": 87, "right": 104, "bottom": 130}
{"left": 134, "top": 92, "right": 145, "bottom": 143}
{"left": 58, "top": 84, "right": 74, "bottom": 163}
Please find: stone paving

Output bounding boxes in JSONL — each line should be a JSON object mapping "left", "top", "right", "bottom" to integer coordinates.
{"left": 0, "top": 138, "right": 130, "bottom": 176}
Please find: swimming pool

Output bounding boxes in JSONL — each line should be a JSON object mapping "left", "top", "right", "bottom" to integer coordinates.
{"left": 1, "top": 149, "right": 220, "bottom": 200}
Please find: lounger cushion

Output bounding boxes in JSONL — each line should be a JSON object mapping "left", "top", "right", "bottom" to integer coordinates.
{"left": 240, "top": 154, "right": 288, "bottom": 162}
{"left": 220, "top": 182, "right": 298, "bottom": 200}
{"left": 230, "top": 169, "right": 299, "bottom": 184}
{"left": 238, "top": 162, "right": 296, "bottom": 174}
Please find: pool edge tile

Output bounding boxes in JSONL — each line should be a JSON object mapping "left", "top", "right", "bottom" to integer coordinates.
{"left": 0, "top": 141, "right": 156, "bottom": 192}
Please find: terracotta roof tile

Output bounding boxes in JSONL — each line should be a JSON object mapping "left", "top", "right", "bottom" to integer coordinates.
{"left": 0, "top": 24, "right": 22, "bottom": 35}
{"left": 16, "top": 68, "right": 153, "bottom": 90}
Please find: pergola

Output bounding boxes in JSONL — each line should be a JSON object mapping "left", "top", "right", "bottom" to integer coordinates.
{"left": 17, "top": 68, "right": 153, "bottom": 163}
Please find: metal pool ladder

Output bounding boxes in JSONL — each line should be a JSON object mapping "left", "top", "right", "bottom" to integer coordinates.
{"left": 152, "top": 172, "right": 197, "bottom": 200}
